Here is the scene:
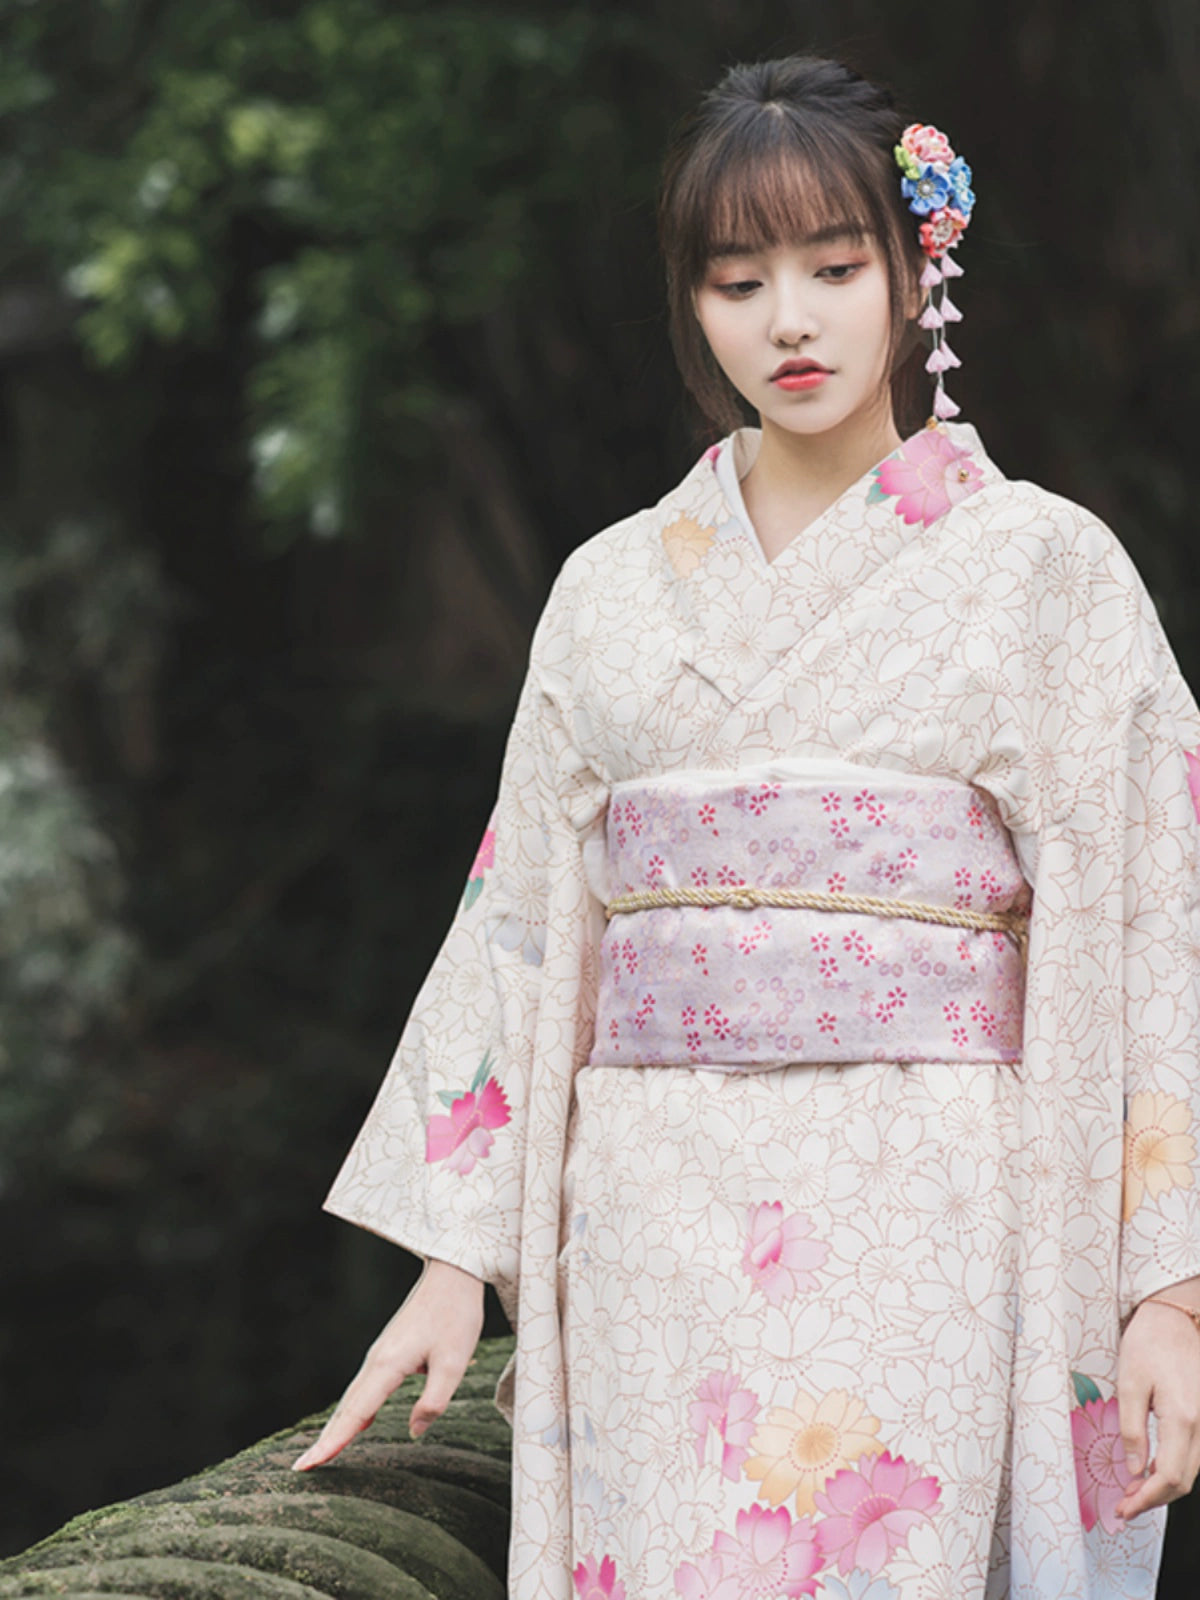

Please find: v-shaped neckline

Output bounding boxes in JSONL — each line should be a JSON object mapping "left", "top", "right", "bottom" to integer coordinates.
{"left": 657, "top": 418, "right": 1001, "bottom": 709}
{"left": 713, "top": 420, "right": 987, "bottom": 575}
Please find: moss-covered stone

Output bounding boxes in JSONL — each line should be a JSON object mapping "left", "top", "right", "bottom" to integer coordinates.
{"left": 11, "top": 1528, "right": 436, "bottom": 1599}
{"left": 0, "top": 1556, "right": 325, "bottom": 1597}
{"left": 1, "top": 1337, "right": 517, "bottom": 1599}
{"left": 121, "top": 1463, "right": 508, "bottom": 1580}
{"left": 15, "top": 1497, "right": 502, "bottom": 1600}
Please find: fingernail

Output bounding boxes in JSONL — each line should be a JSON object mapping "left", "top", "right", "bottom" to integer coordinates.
{"left": 291, "top": 1454, "right": 310, "bottom": 1471}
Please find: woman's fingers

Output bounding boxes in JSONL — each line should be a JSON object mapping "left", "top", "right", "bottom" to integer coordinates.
{"left": 1115, "top": 1311, "right": 1200, "bottom": 1519}
{"left": 292, "top": 1353, "right": 420, "bottom": 1470}
{"left": 291, "top": 1262, "right": 485, "bottom": 1471}
{"left": 1116, "top": 1411, "right": 1198, "bottom": 1521}
{"left": 1117, "top": 1368, "right": 1151, "bottom": 1481}
{"left": 409, "top": 1347, "right": 471, "bottom": 1438}
{"left": 1151, "top": 1404, "right": 1200, "bottom": 1512}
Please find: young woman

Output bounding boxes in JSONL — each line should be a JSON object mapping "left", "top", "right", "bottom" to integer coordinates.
{"left": 293, "top": 55, "right": 1200, "bottom": 1600}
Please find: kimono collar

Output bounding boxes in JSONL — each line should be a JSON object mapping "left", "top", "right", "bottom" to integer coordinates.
{"left": 710, "top": 420, "right": 995, "bottom": 569}
{"left": 658, "top": 419, "right": 1003, "bottom": 708}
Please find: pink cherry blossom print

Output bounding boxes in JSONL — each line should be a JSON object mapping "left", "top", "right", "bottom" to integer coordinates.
{"left": 469, "top": 824, "right": 495, "bottom": 878}
{"left": 1071, "top": 1396, "right": 1135, "bottom": 1534}
{"left": 875, "top": 430, "right": 983, "bottom": 527}
{"left": 424, "top": 1073, "right": 511, "bottom": 1174}
{"left": 689, "top": 1369, "right": 760, "bottom": 1481}
{"left": 574, "top": 1554, "right": 627, "bottom": 1600}
{"left": 814, "top": 1450, "right": 942, "bottom": 1575}
{"left": 674, "top": 1552, "right": 737, "bottom": 1600}
{"left": 711, "top": 1504, "right": 824, "bottom": 1598}
{"left": 1186, "top": 746, "right": 1200, "bottom": 825}
{"left": 461, "top": 821, "right": 496, "bottom": 909}
{"left": 742, "top": 1202, "right": 830, "bottom": 1305}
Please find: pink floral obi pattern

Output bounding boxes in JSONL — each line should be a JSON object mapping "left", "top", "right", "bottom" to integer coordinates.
{"left": 589, "top": 774, "right": 1030, "bottom": 1070}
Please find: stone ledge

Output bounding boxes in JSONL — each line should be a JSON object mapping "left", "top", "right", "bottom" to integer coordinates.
{"left": 1, "top": 1336, "right": 515, "bottom": 1599}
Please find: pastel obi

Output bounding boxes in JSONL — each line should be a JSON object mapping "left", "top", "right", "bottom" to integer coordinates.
{"left": 588, "top": 772, "right": 1030, "bottom": 1070}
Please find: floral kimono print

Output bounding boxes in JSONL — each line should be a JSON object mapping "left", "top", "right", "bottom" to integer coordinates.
{"left": 322, "top": 420, "right": 1200, "bottom": 1600}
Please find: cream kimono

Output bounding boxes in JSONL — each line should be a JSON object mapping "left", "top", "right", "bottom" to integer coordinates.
{"left": 323, "top": 421, "right": 1200, "bottom": 1600}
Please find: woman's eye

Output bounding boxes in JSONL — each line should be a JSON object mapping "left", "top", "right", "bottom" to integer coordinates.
{"left": 819, "top": 263, "right": 864, "bottom": 281}
{"left": 715, "top": 279, "right": 760, "bottom": 297}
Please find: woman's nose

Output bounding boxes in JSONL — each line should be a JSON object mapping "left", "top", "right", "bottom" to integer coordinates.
{"left": 768, "top": 282, "right": 819, "bottom": 347}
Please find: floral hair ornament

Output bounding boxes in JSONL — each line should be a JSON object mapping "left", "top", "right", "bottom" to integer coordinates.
{"left": 894, "top": 123, "right": 975, "bottom": 421}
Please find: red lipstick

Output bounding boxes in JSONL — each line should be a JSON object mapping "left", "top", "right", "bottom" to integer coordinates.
{"left": 771, "top": 359, "right": 832, "bottom": 392}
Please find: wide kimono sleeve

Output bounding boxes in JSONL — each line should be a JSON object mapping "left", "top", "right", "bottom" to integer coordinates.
{"left": 320, "top": 569, "right": 602, "bottom": 1310}
{"left": 1115, "top": 659, "right": 1200, "bottom": 1315}
{"left": 993, "top": 501, "right": 1200, "bottom": 1339}
{"left": 969, "top": 500, "right": 1200, "bottom": 1577}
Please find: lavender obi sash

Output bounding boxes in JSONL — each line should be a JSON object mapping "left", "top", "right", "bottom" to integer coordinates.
{"left": 588, "top": 771, "right": 1030, "bottom": 1070}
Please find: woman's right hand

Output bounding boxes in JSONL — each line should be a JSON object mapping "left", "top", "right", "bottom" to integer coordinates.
{"left": 291, "top": 1257, "right": 485, "bottom": 1470}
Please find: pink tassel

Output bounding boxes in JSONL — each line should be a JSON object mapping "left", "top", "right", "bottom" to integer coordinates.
{"left": 933, "top": 385, "right": 961, "bottom": 420}
{"left": 920, "top": 260, "right": 943, "bottom": 289}
{"left": 918, "top": 303, "right": 944, "bottom": 330}
{"left": 939, "top": 253, "right": 965, "bottom": 279}
{"left": 940, "top": 341, "right": 961, "bottom": 369}
{"left": 939, "top": 292, "right": 963, "bottom": 323}
{"left": 926, "top": 346, "right": 950, "bottom": 374}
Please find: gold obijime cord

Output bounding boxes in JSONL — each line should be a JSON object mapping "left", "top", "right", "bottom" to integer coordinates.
{"left": 604, "top": 884, "right": 1029, "bottom": 958}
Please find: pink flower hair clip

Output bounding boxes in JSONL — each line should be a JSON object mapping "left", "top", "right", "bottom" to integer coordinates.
{"left": 894, "top": 122, "right": 975, "bottom": 421}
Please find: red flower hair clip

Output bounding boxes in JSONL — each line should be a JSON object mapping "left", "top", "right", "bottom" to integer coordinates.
{"left": 894, "top": 122, "right": 975, "bottom": 421}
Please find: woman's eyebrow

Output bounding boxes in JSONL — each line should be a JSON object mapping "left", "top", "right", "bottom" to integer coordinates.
{"left": 708, "top": 225, "right": 868, "bottom": 258}
{"left": 802, "top": 223, "right": 869, "bottom": 245}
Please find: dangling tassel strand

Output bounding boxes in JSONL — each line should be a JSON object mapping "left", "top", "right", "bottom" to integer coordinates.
{"left": 933, "top": 381, "right": 961, "bottom": 420}
{"left": 894, "top": 121, "right": 974, "bottom": 424}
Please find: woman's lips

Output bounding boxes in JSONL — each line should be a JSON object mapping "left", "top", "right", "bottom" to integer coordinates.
{"left": 773, "top": 368, "right": 831, "bottom": 391}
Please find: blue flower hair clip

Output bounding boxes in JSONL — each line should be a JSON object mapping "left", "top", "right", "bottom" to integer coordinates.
{"left": 894, "top": 123, "right": 975, "bottom": 420}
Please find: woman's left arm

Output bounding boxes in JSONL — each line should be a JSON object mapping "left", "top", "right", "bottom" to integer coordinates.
{"left": 1116, "top": 1274, "right": 1200, "bottom": 1520}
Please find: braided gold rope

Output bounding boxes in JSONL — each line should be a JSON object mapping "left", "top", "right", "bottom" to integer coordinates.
{"left": 605, "top": 883, "right": 1028, "bottom": 955}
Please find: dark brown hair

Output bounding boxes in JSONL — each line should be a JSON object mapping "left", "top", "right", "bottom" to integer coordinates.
{"left": 658, "top": 56, "right": 926, "bottom": 436}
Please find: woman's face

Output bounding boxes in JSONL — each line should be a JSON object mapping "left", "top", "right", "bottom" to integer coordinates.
{"left": 692, "top": 228, "right": 900, "bottom": 439}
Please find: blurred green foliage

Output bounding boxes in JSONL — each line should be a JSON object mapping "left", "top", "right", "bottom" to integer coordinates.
{"left": 13, "top": 1, "right": 648, "bottom": 539}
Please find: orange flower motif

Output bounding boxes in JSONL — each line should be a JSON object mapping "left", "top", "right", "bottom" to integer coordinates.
{"left": 1123, "top": 1090, "right": 1197, "bottom": 1221}
{"left": 918, "top": 206, "right": 968, "bottom": 259}
{"left": 745, "top": 1388, "right": 883, "bottom": 1516}
{"left": 662, "top": 514, "right": 716, "bottom": 576}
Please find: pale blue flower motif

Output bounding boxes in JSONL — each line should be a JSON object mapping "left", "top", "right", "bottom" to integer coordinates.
{"left": 489, "top": 910, "right": 545, "bottom": 966}
{"left": 817, "top": 1572, "right": 901, "bottom": 1600}
{"left": 572, "top": 1464, "right": 628, "bottom": 1547}
{"left": 537, "top": 1412, "right": 569, "bottom": 1448}
{"left": 947, "top": 157, "right": 976, "bottom": 216}
{"left": 901, "top": 163, "right": 951, "bottom": 215}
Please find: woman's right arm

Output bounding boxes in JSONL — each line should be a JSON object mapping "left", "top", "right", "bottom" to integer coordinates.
{"left": 290, "top": 1258, "right": 485, "bottom": 1469}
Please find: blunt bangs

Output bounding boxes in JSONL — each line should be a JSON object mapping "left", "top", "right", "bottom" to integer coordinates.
{"left": 674, "top": 128, "right": 880, "bottom": 286}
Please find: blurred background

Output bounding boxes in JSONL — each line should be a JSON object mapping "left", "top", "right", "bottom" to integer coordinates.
{"left": 1, "top": 0, "right": 1198, "bottom": 1586}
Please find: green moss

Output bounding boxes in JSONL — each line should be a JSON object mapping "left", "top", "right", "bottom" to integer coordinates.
{"left": 12, "top": 1529, "right": 436, "bottom": 1599}
{"left": 15, "top": 1496, "right": 501, "bottom": 1600}
{"left": 1, "top": 1337, "right": 516, "bottom": 1595}
{"left": 0, "top": 1555, "right": 326, "bottom": 1596}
